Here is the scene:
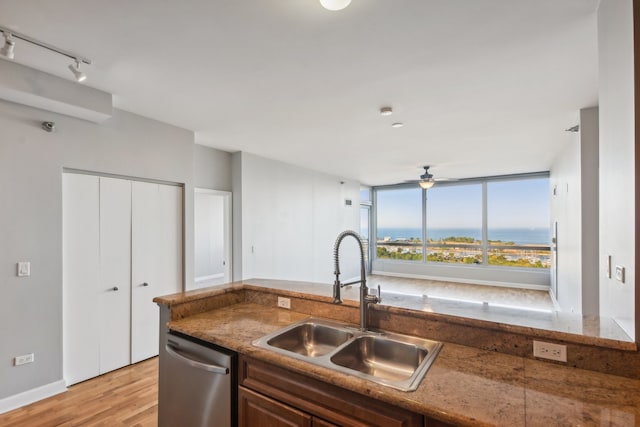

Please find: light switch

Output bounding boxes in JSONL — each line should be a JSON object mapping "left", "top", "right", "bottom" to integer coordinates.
{"left": 17, "top": 262, "right": 30, "bottom": 277}
{"left": 615, "top": 265, "right": 625, "bottom": 283}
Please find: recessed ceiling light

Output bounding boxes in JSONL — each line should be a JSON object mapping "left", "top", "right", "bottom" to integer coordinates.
{"left": 380, "top": 107, "right": 393, "bottom": 116}
{"left": 391, "top": 122, "right": 404, "bottom": 128}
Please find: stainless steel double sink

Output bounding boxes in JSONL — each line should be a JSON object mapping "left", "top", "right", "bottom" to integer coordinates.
{"left": 253, "top": 318, "right": 442, "bottom": 391}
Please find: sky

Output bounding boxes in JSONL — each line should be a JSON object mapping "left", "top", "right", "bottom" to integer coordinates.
{"left": 376, "top": 178, "right": 550, "bottom": 229}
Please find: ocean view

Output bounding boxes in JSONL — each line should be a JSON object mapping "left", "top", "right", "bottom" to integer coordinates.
{"left": 377, "top": 227, "right": 550, "bottom": 245}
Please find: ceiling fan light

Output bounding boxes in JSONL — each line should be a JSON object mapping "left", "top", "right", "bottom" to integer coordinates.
{"left": 419, "top": 179, "right": 435, "bottom": 189}
{"left": 418, "top": 166, "right": 435, "bottom": 189}
{"left": 319, "top": 0, "right": 352, "bottom": 11}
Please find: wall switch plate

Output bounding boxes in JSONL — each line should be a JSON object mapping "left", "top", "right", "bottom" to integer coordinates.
{"left": 17, "top": 262, "right": 31, "bottom": 277}
{"left": 14, "top": 353, "right": 34, "bottom": 366}
{"left": 615, "top": 265, "right": 625, "bottom": 283}
{"left": 277, "top": 297, "right": 291, "bottom": 309}
{"left": 533, "top": 341, "right": 567, "bottom": 362}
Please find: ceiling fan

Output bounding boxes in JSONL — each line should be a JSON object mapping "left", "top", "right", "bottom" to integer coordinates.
{"left": 414, "top": 166, "right": 456, "bottom": 189}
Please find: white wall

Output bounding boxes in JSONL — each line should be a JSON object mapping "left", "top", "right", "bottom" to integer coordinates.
{"left": 550, "top": 132, "right": 582, "bottom": 311}
{"left": 0, "top": 99, "right": 231, "bottom": 403}
{"left": 193, "top": 144, "right": 232, "bottom": 191}
{"left": 234, "top": 152, "right": 360, "bottom": 284}
{"left": 549, "top": 107, "right": 599, "bottom": 315}
{"left": 598, "top": 0, "right": 635, "bottom": 339}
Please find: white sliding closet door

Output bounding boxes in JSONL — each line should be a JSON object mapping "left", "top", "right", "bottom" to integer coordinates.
{"left": 63, "top": 173, "right": 100, "bottom": 385}
{"left": 98, "top": 177, "right": 132, "bottom": 373}
{"left": 131, "top": 182, "right": 183, "bottom": 363}
{"left": 65, "top": 174, "right": 183, "bottom": 381}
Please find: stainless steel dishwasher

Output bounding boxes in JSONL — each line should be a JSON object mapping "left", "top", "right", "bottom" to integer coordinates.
{"left": 158, "top": 332, "right": 236, "bottom": 427}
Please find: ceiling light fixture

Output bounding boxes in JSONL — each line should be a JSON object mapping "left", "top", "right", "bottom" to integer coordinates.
{"left": 418, "top": 166, "right": 435, "bottom": 190}
{"left": 68, "top": 59, "right": 87, "bottom": 82}
{"left": 380, "top": 107, "right": 393, "bottom": 116}
{"left": 0, "top": 25, "right": 91, "bottom": 83}
{"left": 319, "top": 0, "right": 352, "bottom": 11}
{"left": 0, "top": 32, "right": 15, "bottom": 59}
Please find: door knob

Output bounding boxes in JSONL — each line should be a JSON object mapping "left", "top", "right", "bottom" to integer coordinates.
{"left": 112, "top": 286, "right": 119, "bottom": 291}
{"left": 142, "top": 282, "right": 149, "bottom": 287}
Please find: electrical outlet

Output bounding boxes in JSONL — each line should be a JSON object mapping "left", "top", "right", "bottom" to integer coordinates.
{"left": 14, "top": 353, "right": 34, "bottom": 366}
{"left": 277, "top": 297, "right": 291, "bottom": 309}
{"left": 533, "top": 341, "right": 566, "bottom": 362}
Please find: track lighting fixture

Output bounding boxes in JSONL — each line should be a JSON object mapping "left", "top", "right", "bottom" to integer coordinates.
{"left": 0, "top": 25, "right": 91, "bottom": 83}
{"left": 0, "top": 32, "right": 15, "bottom": 59}
{"left": 68, "top": 60, "right": 87, "bottom": 82}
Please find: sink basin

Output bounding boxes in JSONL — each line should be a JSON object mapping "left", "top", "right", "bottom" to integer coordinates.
{"left": 253, "top": 318, "right": 442, "bottom": 391}
{"left": 330, "top": 335, "right": 427, "bottom": 382}
{"left": 267, "top": 322, "right": 354, "bottom": 357}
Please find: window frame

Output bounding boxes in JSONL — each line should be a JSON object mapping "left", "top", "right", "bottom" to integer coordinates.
{"left": 373, "top": 172, "right": 550, "bottom": 271}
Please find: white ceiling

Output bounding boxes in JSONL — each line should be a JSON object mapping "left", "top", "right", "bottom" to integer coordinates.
{"left": 2, "top": 0, "right": 599, "bottom": 186}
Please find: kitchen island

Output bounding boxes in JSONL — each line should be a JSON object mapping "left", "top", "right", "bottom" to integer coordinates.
{"left": 155, "top": 281, "right": 640, "bottom": 426}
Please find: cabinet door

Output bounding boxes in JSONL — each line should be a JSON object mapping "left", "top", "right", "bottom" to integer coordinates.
{"left": 239, "top": 386, "right": 311, "bottom": 427}
{"left": 63, "top": 173, "right": 100, "bottom": 385}
{"left": 98, "top": 177, "right": 132, "bottom": 374}
{"left": 131, "top": 182, "right": 183, "bottom": 363}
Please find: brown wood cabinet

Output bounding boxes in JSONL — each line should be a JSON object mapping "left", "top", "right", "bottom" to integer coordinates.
{"left": 239, "top": 355, "right": 425, "bottom": 427}
{"left": 239, "top": 386, "right": 312, "bottom": 427}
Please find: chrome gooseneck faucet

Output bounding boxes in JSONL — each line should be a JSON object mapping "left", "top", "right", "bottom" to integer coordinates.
{"left": 332, "top": 230, "right": 381, "bottom": 331}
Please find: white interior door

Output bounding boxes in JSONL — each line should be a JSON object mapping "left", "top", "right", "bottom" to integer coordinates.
{"left": 193, "top": 189, "right": 232, "bottom": 289}
{"left": 63, "top": 173, "right": 100, "bottom": 385}
{"left": 98, "top": 177, "right": 132, "bottom": 374}
{"left": 131, "top": 182, "right": 183, "bottom": 363}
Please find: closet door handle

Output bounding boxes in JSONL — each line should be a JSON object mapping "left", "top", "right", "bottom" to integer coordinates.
{"left": 112, "top": 286, "right": 119, "bottom": 291}
{"left": 142, "top": 282, "right": 149, "bottom": 287}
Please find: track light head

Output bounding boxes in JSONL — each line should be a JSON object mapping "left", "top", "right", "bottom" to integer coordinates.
{"left": 0, "top": 32, "right": 15, "bottom": 59}
{"left": 68, "top": 59, "right": 87, "bottom": 82}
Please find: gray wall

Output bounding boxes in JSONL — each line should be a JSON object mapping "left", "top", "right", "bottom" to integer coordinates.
{"left": 0, "top": 99, "right": 231, "bottom": 400}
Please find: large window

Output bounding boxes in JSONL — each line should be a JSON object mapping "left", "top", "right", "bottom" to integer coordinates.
{"left": 374, "top": 174, "right": 550, "bottom": 269}
{"left": 426, "top": 183, "right": 483, "bottom": 264}
{"left": 376, "top": 187, "right": 422, "bottom": 261}
{"left": 487, "top": 178, "right": 550, "bottom": 268}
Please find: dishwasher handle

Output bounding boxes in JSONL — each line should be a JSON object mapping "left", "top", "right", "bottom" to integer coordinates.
{"left": 165, "top": 343, "right": 230, "bottom": 375}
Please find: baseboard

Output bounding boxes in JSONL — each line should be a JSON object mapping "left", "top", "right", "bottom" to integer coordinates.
{"left": 0, "top": 380, "right": 67, "bottom": 414}
{"left": 370, "top": 270, "right": 550, "bottom": 291}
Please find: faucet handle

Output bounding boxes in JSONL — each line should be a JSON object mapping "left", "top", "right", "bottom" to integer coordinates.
{"left": 377, "top": 284, "right": 382, "bottom": 303}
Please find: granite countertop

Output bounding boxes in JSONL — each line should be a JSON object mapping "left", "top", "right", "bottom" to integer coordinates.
{"left": 166, "top": 302, "right": 640, "bottom": 427}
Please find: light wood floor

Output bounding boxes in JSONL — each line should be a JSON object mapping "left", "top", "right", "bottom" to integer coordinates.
{"left": 0, "top": 358, "right": 158, "bottom": 427}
